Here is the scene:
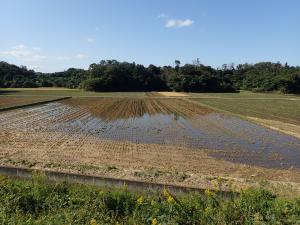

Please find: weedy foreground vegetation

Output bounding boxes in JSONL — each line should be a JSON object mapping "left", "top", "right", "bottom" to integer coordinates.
{"left": 0, "top": 174, "right": 300, "bottom": 225}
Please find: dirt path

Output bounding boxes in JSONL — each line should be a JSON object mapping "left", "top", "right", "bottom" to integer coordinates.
{"left": 155, "top": 92, "right": 189, "bottom": 97}
{"left": 187, "top": 97, "right": 300, "bottom": 100}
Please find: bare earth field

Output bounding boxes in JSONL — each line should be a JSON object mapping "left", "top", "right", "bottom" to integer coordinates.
{"left": 0, "top": 96, "right": 300, "bottom": 196}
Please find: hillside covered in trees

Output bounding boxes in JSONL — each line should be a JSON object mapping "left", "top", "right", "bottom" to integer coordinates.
{"left": 0, "top": 60, "right": 299, "bottom": 93}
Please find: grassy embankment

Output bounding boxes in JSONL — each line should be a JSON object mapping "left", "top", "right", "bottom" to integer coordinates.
{"left": 0, "top": 174, "right": 300, "bottom": 224}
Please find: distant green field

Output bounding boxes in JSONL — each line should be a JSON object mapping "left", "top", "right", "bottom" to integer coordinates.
{"left": 0, "top": 88, "right": 147, "bottom": 97}
{"left": 189, "top": 90, "right": 300, "bottom": 99}
{"left": 191, "top": 98, "right": 300, "bottom": 125}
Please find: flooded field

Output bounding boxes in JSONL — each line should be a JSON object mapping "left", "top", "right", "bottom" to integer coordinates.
{"left": 0, "top": 97, "right": 299, "bottom": 169}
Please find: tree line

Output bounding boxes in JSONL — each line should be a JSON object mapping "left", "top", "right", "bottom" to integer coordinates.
{"left": 0, "top": 60, "right": 299, "bottom": 93}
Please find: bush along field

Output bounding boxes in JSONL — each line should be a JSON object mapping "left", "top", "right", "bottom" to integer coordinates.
{"left": 0, "top": 174, "right": 300, "bottom": 225}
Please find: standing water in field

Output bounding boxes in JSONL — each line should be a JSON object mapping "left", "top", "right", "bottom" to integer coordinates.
{"left": 0, "top": 98, "right": 299, "bottom": 169}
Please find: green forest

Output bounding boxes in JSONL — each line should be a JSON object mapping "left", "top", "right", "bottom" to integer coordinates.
{"left": 0, "top": 60, "right": 299, "bottom": 93}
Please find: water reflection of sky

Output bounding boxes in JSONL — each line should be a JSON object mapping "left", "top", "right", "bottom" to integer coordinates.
{"left": 51, "top": 104, "right": 300, "bottom": 169}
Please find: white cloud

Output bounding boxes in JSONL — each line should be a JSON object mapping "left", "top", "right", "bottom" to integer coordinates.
{"left": 0, "top": 45, "right": 46, "bottom": 61}
{"left": 76, "top": 53, "right": 89, "bottom": 59}
{"left": 11, "top": 44, "right": 28, "bottom": 50}
{"left": 157, "top": 13, "right": 168, "bottom": 19}
{"left": 28, "top": 65, "right": 41, "bottom": 71}
{"left": 158, "top": 14, "right": 194, "bottom": 28}
{"left": 87, "top": 38, "right": 96, "bottom": 43}
{"left": 165, "top": 18, "right": 194, "bottom": 28}
{"left": 56, "top": 56, "right": 71, "bottom": 61}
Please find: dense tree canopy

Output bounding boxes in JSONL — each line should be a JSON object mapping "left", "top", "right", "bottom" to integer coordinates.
{"left": 0, "top": 60, "right": 299, "bottom": 93}
{"left": 82, "top": 60, "right": 167, "bottom": 91}
{"left": 37, "top": 68, "right": 86, "bottom": 88}
{"left": 0, "top": 61, "right": 37, "bottom": 88}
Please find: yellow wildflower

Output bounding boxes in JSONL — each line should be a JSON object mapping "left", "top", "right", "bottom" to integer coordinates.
{"left": 90, "top": 218, "right": 97, "bottom": 225}
{"left": 205, "top": 188, "right": 211, "bottom": 196}
{"left": 137, "top": 196, "right": 144, "bottom": 205}
{"left": 212, "top": 181, "right": 219, "bottom": 189}
{"left": 205, "top": 188, "right": 215, "bottom": 197}
{"left": 151, "top": 199, "right": 156, "bottom": 206}
{"left": 163, "top": 188, "right": 169, "bottom": 197}
{"left": 152, "top": 218, "right": 158, "bottom": 225}
{"left": 205, "top": 207, "right": 210, "bottom": 214}
{"left": 217, "top": 176, "right": 222, "bottom": 183}
{"left": 167, "top": 195, "right": 175, "bottom": 204}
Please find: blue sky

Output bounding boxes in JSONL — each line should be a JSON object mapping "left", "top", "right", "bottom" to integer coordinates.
{"left": 0, "top": 0, "right": 299, "bottom": 72}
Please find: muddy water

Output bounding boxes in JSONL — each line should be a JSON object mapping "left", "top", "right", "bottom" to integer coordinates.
{"left": 1, "top": 100, "right": 300, "bottom": 169}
